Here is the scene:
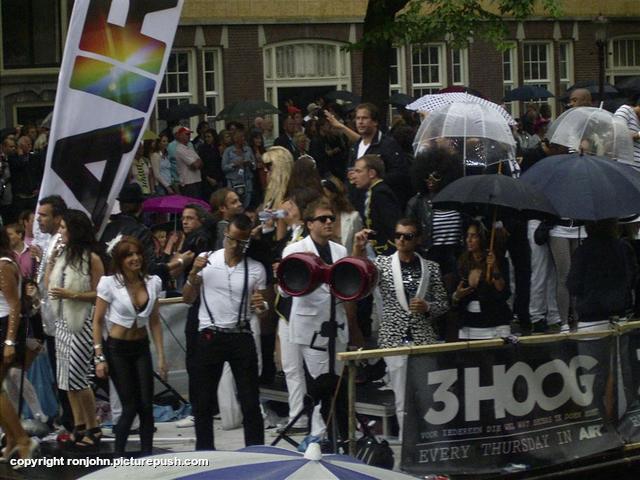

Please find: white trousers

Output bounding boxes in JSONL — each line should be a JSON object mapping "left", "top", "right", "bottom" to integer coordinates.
{"left": 278, "top": 318, "right": 307, "bottom": 427}
{"left": 385, "top": 355, "right": 408, "bottom": 439}
{"left": 528, "top": 220, "right": 561, "bottom": 325}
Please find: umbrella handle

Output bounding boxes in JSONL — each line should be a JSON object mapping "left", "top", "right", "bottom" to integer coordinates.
{"left": 486, "top": 206, "right": 498, "bottom": 283}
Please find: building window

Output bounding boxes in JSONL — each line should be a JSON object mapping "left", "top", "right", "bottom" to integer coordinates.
{"left": 1, "top": 0, "right": 62, "bottom": 69}
{"left": 451, "top": 48, "right": 468, "bottom": 86}
{"left": 411, "top": 44, "right": 445, "bottom": 97}
{"left": 523, "top": 43, "right": 552, "bottom": 89}
{"left": 203, "top": 49, "right": 223, "bottom": 120}
{"left": 156, "top": 50, "right": 195, "bottom": 131}
{"left": 502, "top": 45, "right": 518, "bottom": 116}
{"left": 274, "top": 43, "right": 339, "bottom": 79}
{"left": 558, "top": 41, "right": 573, "bottom": 96}
{"left": 263, "top": 41, "right": 351, "bottom": 136}
{"left": 608, "top": 37, "right": 640, "bottom": 84}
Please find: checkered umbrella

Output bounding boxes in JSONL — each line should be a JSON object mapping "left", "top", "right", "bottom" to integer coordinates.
{"left": 79, "top": 445, "right": 417, "bottom": 480}
{"left": 406, "top": 92, "right": 516, "bottom": 126}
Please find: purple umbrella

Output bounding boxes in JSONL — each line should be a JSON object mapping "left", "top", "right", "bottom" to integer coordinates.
{"left": 142, "top": 194, "right": 210, "bottom": 214}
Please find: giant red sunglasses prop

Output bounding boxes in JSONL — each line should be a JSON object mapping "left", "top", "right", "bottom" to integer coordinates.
{"left": 277, "top": 252, "right": 378, "bottom": 301}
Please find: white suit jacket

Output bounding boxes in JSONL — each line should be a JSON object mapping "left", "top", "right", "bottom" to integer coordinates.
{"left": 280, "top": 235, "right": 348, "bottom": 347}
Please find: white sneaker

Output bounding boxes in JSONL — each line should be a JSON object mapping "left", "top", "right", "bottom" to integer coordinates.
{"left": 176, "top": 416, "right": 195, "bottom": 428}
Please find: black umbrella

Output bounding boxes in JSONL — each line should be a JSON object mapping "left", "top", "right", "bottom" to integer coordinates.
{"left": 432, "top": 174, "right": 557, "bottom": 218}
{"left": 520, "top": 153, "right": 640, "bottom": 221}
{"left": 389, "top": 93, "right": 415, "bottom": 108}
{"left": 616, "top": 76, "right": 640, "bottom": 95}
{"left": 161, "top": 103, "right": 208, "bottom": 121}
{"left": 214, "top": 100, "right": 280, "bottom": 121}
{"left": 433, "top": 173, "right": 556, "bottom": 280}
{"left": 559, "top": 81, "right": 619, "bottom": 102}
{"left": 504, "top": 85, "right": 554, "bottom": 102}
{"left": 324, "top": 90, "right": 361, "bottom": 104}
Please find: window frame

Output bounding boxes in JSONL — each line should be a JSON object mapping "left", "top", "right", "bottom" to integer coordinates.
{"left": 502, "top": 44, "right": 519, "bottom": 117}
{"left": 410, "top": 43, "right": 447, "bottom": 97}
{"left": 155, "top": 49, "right": 197, "bottom": 131}
{"left": 607, "top": 36, "right": 640, "bottom": 84}
{"left": 0, "top": 0, "right": 67, "bottom": 74}
{"left": 450, "top": 47, "right": 469, "bottom": 86}
{"left": 202, "top": 48, "right": 224, "bottom": 122}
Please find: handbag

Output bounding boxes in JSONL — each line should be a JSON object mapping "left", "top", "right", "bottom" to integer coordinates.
{"left": 534, "top": 221, "right": 552, "bottom": 246}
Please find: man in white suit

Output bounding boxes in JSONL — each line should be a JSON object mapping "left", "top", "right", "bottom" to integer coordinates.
{"left": 280, "top": 199, "right": 361, "bottom": 437}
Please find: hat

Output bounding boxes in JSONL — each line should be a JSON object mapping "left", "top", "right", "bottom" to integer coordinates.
{"left": 117, "top": 183, "right": 145, "bottom": 204}
{"left": 174, "top": 126, "right": 192, "bottom": 136}
{"left": 307, "top": 103, "right": 321, "bottom": 114}
{"left": 287, "top": 105, "right": 301, "bottom": 115}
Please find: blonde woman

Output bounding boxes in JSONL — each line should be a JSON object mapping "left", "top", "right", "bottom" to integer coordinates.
{"left": 262, "top": 146, "right": 294, "bottom": 209}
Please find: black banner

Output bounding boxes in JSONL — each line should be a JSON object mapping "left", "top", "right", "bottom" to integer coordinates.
{"left": 616, "top": 329, "right": 640, "bottom": 443}
{"left": 402, "top": 337, "right": 623, "bottom": 475}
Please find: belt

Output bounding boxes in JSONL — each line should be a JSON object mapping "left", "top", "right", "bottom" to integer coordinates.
{"left": 203, "top": 324, "right": 252, "bottom": 334}
{"left": 555, "top": 219, "right": 582, "bottom": 228}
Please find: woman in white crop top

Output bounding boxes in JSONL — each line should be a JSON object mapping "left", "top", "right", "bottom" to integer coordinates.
{"left": 92, "top": 236, "right": 166, "bottom": 455}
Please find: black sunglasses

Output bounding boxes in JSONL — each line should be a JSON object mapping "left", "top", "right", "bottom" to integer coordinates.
{"left": 394, "top": 232, "right": 417, "bottom": 241}
{"left": 311, "top": 214, "right": 336, "bottom": 223}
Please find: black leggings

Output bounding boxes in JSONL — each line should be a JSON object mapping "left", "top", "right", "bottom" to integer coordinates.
{"left": 107, "top": 336, "right": 154, "bottom": 454}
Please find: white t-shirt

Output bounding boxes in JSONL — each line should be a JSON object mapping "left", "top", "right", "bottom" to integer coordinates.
{"left": 97, "top": 275, "right": 162, "bottom": 329}
{"left": 196, "top": 250, "right": 266, "bottom": 330}
{"left": 175, "top": 142, "right": 202, "bottom": 185}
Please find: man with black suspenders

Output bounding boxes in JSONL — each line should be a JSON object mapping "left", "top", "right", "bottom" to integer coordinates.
{"left": 182, "top": 213, "right": 268, "bottom": 449}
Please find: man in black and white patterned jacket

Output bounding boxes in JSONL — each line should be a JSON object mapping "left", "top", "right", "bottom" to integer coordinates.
{"left": 353, "top": 217, "right": 449, "bottom": 439}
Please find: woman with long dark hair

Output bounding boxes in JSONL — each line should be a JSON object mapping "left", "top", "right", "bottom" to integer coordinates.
{"left": 0, "top": 227, "right": 38, "bottom": 463}
{"left": 46, "top": 209, "right": 104, "bottom": 449}
{"left": 453, "top": 220, "right": 511, "bottom": 339}
{"left": 93, "top": 236, "right": 165, "bottom": 455}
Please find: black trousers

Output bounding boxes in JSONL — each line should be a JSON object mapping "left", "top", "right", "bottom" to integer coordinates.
{"left": 505, "top": 220, "right": 532, "bottom": 330}
{"left": 107, "top": 337, "right": 155, "bottom": 454}
{"left": 193, "top": 330, "right": 263, "bottom": 450}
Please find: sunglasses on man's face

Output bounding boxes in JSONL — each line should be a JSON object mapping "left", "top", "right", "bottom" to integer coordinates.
{"left": 224, "top": 234, "right": 251, "bottom": 246}
{"left": 427, "top": 172, "right": 442, "bottom": 183}
{"left": 394, "top": 232, "right": 417, "bottom": 241}
{"left": 311, "top": 215, "right": 336, "bottom": 224}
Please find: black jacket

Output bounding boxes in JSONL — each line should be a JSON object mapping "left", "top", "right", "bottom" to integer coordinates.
{"left": 348, "top": 130, "right": 411, "bottom": 209}
{"left": 359, "top": 181, "right": 401, "bottom": 256}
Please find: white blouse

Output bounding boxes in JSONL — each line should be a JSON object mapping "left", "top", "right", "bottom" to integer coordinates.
{"left": 97, "top": 275, "right": 162, "bottom": 329}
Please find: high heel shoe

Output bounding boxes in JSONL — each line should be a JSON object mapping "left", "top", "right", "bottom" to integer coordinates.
{"left": 0, "top": 444, "right": 19, "bottom": 463}
{"left": 72, "top": 427, "right": 102, "bottom": 451}
{"left": 11, "top": 438, "right": 39, "bottom": 470}
{"left": 60, "top": 424, "right": 86, "bottom": 448}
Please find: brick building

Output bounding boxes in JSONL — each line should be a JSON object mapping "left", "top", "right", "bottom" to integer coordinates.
{"left": 1, "top": 0, "right": 639, "bottom": 131}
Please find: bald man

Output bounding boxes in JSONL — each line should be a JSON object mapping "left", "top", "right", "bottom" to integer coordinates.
{"left": 569, "top": 88, "right": 592, "bottom": 108}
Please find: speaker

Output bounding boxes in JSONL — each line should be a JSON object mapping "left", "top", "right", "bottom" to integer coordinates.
{"left": 278, "top": 253, "right": 378, "bottom": 301}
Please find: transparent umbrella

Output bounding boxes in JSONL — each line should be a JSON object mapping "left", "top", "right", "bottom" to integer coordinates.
{"left": 406, "top": 92, "right": 516, "bottom": 126}
{"left": 412, "top": 102, "right": 517, "bottom": 173}
{"left": 546, "top": 107, "right": 633, "bottom": 163}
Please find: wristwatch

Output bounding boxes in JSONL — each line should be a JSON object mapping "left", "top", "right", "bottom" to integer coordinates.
{"left": 4, "top": 339, "right": 16, "bottom": 346}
